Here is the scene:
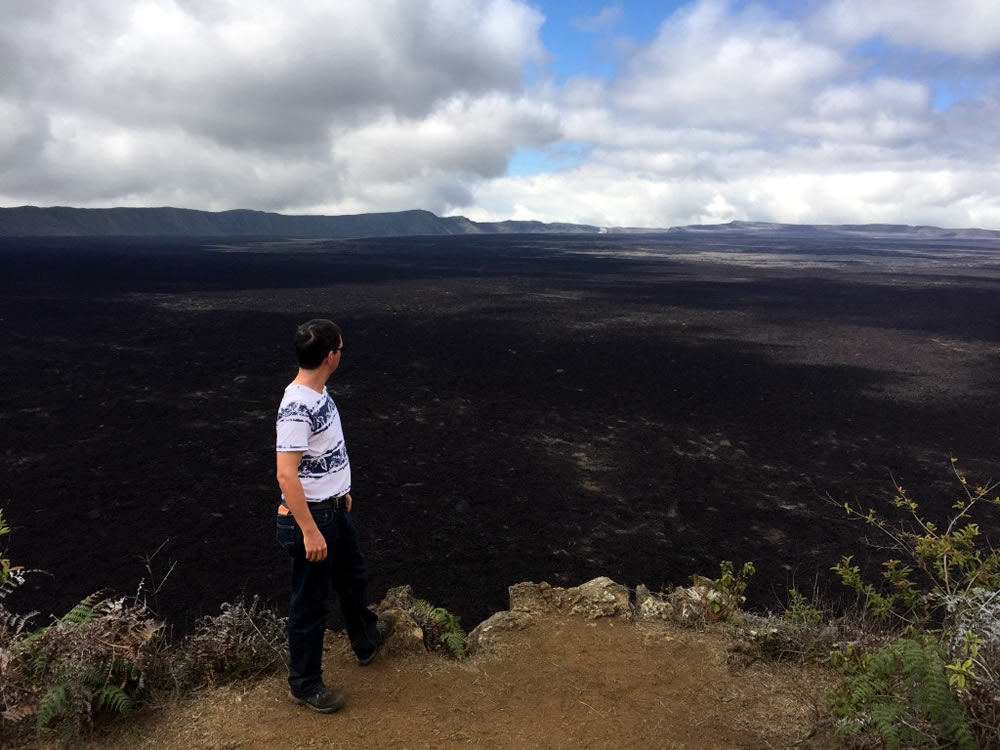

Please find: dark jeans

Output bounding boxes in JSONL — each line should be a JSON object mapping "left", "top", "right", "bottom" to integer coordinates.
{"left": 276, "top": 503, "right": 379, "bottom": 698}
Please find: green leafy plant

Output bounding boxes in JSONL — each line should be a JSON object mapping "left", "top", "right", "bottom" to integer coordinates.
{"left": 0, "top": 513, "right": 291, "bottom": 746}
{"left": 0, "top": 509, "right": 37, "bottom": 746}
{"left": 0, "top": 508, "right": 32, "bottom": 633}
{"left": 0, "top": 509, "right": 34, "bottom": 635}
{"left": 828, "top": 637, "right": 976, "bottom": 749}
{"left": 783, "top": 588, "right": 823, "bottom": 628}
{"left": 0, "top": 509, "right": 11, "bottom": 584}
{"left": 412, "top": 599, "right": 467, "bottom": 659}
{"left": 828, "top": 460, "right": 1000, "bottom": 746}
{"left": 22, "top": 595, "right": 164, "bottom": 735}
{"left": 832, "top": 459, "right": 1000, "bottom": 629}
{"left": 33, "top": 657, "right": 136, "bottom": 732}
{"left": 691, "top": 560, "right": 756, "bottom": 622}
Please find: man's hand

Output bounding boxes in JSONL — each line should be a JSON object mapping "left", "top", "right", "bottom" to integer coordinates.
{"left": 344, "top": 493, "right": 352, "bottom": 512}
{"left": 277, "top": 451, "right": 328, "bottom": 562}
{"left": 303, "top": 526, "right": 328, "bottom": 562}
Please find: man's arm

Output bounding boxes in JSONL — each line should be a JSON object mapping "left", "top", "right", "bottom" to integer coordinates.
{"left": 276, "top": 451, "right": 328, "bottom": 562}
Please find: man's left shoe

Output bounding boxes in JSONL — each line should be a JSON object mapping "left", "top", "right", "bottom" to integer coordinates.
{"left": 358, "top": 611, "right": 396, "bottom": 666}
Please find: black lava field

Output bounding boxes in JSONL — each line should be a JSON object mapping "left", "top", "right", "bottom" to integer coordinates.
{"left": 3, "top": 233, "right": 1000, "bottom": 630}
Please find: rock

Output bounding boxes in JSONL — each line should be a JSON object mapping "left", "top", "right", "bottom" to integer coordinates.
{"left": 467, "top": 610, "right": 536, "bottom": 655}
{"left": 508, "top": 576, "right": 631, "bottom": 620}
{"left": 372, "top": 588, "right": 427, "bottom": 657}
{"left": 466, "top": 577, "right": 631, "bottom": 655}
{"left": 378, "top": 584, "right": 417, "bottom": 613}
{"left": 634, "top": 584, "right": 673, "bottom": 622}
{"left": 380, "top": 609, "right": 426, "bottom": 657}
{"left": 667, "top": 582, "right": 718, "bottom": 624}
{"left": 232, "top": 375, "right": 248, "bottom": 384}
{"left": 635, "top": 582, "right": 722, "bottom": 624}
{"left": 507, "top": 581, "right": 555, "bottom": 613}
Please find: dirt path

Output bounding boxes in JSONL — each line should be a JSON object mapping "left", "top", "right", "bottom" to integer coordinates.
{"left": 88, "top": 616, "right": 835, "bottom": 750}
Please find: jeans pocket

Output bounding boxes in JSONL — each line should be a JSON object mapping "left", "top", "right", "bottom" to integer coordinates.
{"left": 310, "top": 508, "right": 334, "bottom": 527}
{"left": 276, "top": 516, "right": 302, "bottom": 557}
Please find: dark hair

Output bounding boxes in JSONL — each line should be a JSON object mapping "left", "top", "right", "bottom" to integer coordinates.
{"left": 294, "top": 319, "right": 342, "bottom": 369}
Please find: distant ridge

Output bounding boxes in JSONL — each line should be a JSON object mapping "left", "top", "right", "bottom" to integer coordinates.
{"left": 670, "top": 220, "right": 1000, "bottom": 241}
{"left": 0, "top": 206, "right": 600, "bottom": 239}
{"left": 1, "top": 206, "right": 998, "bottom": 241}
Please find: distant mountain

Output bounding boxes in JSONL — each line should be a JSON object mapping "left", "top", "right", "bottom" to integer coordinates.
{"left": 667, "top": 220, "right": 1000, "bottom": 241}
{"left": 1, "top": 206, "right": 998, "bottom": 241}
{"left": 0, "top": 206, "right": 601, "bottom": 239}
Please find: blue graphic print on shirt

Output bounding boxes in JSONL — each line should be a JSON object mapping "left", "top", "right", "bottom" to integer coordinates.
{"left": 276, "top": 386, "right": 351, "bottom": 499}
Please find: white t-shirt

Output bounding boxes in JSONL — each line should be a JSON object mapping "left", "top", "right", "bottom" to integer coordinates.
{"left": 276, "top": 384, "right": 351, "bottom": 501}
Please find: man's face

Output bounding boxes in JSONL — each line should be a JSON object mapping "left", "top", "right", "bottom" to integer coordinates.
{"left": 329, "top": 339, "right": 344, "bottom": 372}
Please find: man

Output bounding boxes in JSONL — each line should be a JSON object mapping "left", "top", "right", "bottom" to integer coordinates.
{"left": 275, "top": 318, "right": 394, "bottom": 713}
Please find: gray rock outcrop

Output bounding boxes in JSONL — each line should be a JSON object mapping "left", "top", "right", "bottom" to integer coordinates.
{"left": 468, "top": 576, "right": 631, "bottom": 655}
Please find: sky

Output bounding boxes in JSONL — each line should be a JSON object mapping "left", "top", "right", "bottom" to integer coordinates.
{"left": 1, "top": 0, "right": 999, "bottom": 229}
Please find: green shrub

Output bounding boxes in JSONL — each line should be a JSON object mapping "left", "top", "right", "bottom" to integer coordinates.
{"left": 829, "top": 460, "right": 1000, "bottom": 746}
{"left": 0, "top": 508, "right": 287, "bottom": 746}
{"left": 832, "top": 459, "right": 1000, "bottom": 629}
{"left": 12, "top": 593, "right": 165, "bottom": 738}
{"left": 828, "top": 636, "right": 975, "bottom": 749}
{"left": 690, "top": 560, "right": 756, "bottom": 623}
{"left": 0, "top": 509, "right": 11, "bottom": 585}
{"left": 783, "top": 588, "right": 823, "bottom": 628}
{"left": 411, "top": 599, "right": 467, "bottom": 659}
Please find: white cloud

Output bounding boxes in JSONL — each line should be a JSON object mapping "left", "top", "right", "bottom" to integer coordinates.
{"left": 467, "top": 163, "right": 1000, "bottom": 230}
{"left": 786, "top": 78, "right": 933, "bottom": 145}
{"left": 613, "top": 0, "right": 842, "bottom": 126}
{"left": 0, "top": 0, "right": 998, "bottom": 229}
{"left": 332, "top": 95, "right": 561, "bottom": 182}
{"left": 819, "top": 0, "right": 1000, "bottom": 57}
{"left": 0, "top": 0, "right": 549, "bottom": 212}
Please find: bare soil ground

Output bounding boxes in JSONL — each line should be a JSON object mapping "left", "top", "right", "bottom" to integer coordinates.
{"left": 62, "top": 616, "right": 838, "bottom": 750}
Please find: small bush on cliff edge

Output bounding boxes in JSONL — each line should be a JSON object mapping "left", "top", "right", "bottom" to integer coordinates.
{"left": 689, "top": 560, "right": 756, "bottom": 623}
{"left": 172, "top": 596, "right": 287, "bottom": 687}
{"left": 412, "top": 599, "right": 468, "bottom": 659}
{"left": 2, "top": 512, "right": 168, "bottom": 742}
{"left": 827, "top": 460, "right": 1000, "bottom": 747}
{"left": 828, "top": 637, "right": 976, "bottom": 750}
{"left": 0, "top": 510, "right": 11, "bottom": 584}
{"left": 21, "top": 594, "right": 165, "bottom": 736}
{"left": 0, "top": 510, "right": 288, "bottom": 747}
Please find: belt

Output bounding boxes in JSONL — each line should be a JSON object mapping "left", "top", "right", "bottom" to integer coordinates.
{"left": 277, "top": 494, "right": 348, "bottom": 515}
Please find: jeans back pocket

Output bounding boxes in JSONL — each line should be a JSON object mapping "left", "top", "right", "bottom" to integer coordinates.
{"left": 276, "top": 516, "right": 302, "bottom": 557}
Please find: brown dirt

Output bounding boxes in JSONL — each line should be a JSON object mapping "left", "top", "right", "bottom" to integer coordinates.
{"left": 69, "top": 616, "right": 837, "bottom": 750}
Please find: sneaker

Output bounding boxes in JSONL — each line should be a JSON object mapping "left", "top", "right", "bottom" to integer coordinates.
{"left": 358, "top": 611, "right": 396, "bottom": 666}
{"left": 288, "top": 686, "right": 346, "bottom": 714}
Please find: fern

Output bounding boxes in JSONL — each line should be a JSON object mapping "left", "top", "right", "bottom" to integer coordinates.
{"left": 870, "top": 702, "right": 903, "bottom": 750}
{"left": 411, "top": 599, "right": 468, "bottom": 659}
{"left": 0, "top": 569, "right": 36, "bottom": 633}
{"left": 35, "top": 684, "right": 70, "bottom": 728}
{"left": 441, "top": 629, "right": 467, "bottom": 660}
{"left": 59, "top": 592, "right": 106, "bottom": 626}
{"left": 179, "top": 596, "right": 287, "bottom": 685}
{"left": 0, "top": 508, "right": 10, "bottom": 585}
{"left": 828, "top": 637, "right": 976, "bottom": 750}
{"left": 94, "top": 684, "right": 132, "bottom": 716}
